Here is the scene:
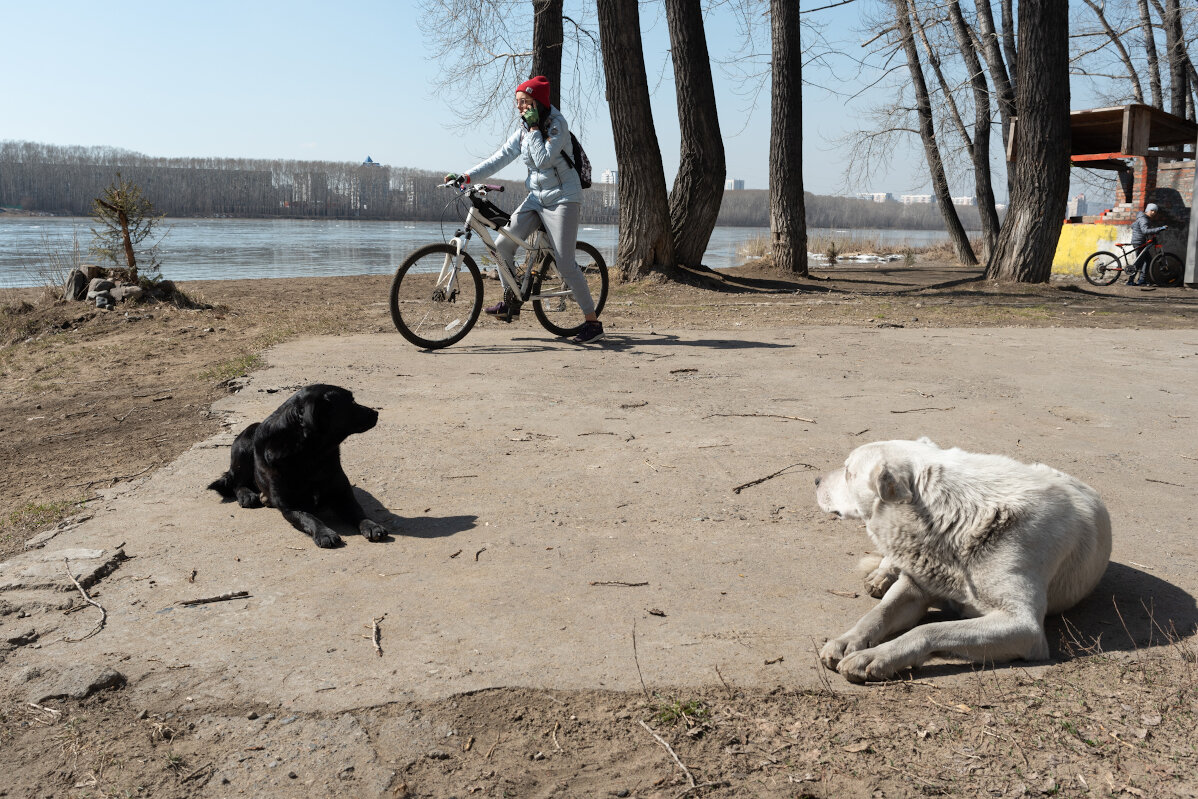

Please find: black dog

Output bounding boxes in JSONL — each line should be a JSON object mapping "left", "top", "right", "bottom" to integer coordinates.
{"left": 208, "top": 384, "right": 388, "bottom": 548}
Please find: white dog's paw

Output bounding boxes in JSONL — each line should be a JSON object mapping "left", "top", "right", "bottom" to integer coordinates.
{"left": 837, "top": 647, "right": 914, "bottom": 683}
{"left": 820, "top": 634, "right": 871, "bottom": 670}
{"left": 864, "top": 564, "right": 899, "bottom": 598}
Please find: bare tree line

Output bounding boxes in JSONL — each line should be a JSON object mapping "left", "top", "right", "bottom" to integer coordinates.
{"left": 0, "top": 139, "right": 979, "bottom": 231}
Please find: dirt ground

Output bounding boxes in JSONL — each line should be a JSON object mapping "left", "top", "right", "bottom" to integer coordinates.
{"left": 1, "top": 260, "right": 1197, "bottom": 798}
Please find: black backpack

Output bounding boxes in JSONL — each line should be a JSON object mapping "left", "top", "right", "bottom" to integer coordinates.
{"left": 560, "top": 133, "right": 592, "bottom": 189}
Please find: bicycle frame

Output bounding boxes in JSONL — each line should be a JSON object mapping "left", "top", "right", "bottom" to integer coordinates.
{"left": 445, "top": 187, "right": 581, "bottom": 305}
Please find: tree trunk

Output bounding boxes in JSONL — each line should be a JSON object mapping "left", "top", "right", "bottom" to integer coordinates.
{"left": 974, "top": 1, "right": 1015, "bottom": 200}
{"left": 768, "top": 0, "right": 807, "bottom": 276}
{"left": 597, "top": 0, "right": 675, "bottom": 279}
{"left": 947, "top": 0, "right": 1000, "bottom": 259}
{"left": 893, "top": 0, "right": 976, "bottom": 266}
{"left": 985, "top": 0, "right": 1070, "bottom": 283}
{"left": 665, "top": 0, "right": 725, "bottom": 268}
{"left": 530, "top": 0, "right": 564, "bottom": 106}
{"left": 1001, "top": 0, "right": 1017, "bottom": 96}
{"left": 1137, "top": 0, "right": 1163, "bottom": 109}
{"left": 1161, "top": 0, "right": 1187, "bottom": 118}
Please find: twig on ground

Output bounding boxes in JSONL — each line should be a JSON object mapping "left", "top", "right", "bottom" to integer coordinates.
{"left": 179, "top": 591, "right": 250, "bottom": 606}
{"left": 485, "top": 735, "right": 501, "bottom": 759}
{"left": 632, "top": 619, "right": 651, "bottom": 701}
{"left": 474, "top": 547, "right": 487, "bottom": 561}
{"left": 552, "top": 720, "right": 563, "bottom": 751}
{"left": 639, "top": 720, "right": 696, "bottom": 791}
{"left": 371, "top": 614, "right": 385, "bottom": 657}
{"left": 1145, "top": 478, "right": 1184, "bottom": 487}
{"left": 732, "top": 462, "right": 816, "bottom": 494}
{"left": 591, "top": 580, "right": 649, "bottom": 587}
{"left": 889, "top": 407, "right": 955, "bottom": 414}
{"left": 714, "top": 664, "right": 734, "bottom": 699}
{"left": 181, "top": 762, "right": 214, "bottom": 783}
{"left": 62, "top": 558, "right": 106, "bottom": 642}
{"left": 705, "top": 412, "right": 816, "bottom": 423}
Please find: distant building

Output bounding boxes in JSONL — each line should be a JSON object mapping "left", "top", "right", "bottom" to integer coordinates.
{"left": 900, "top": 194, "right": 933, "bottom": 205}
{"left": 725, "top": 178, "right": 745, "bottom": 191}
{"left": 600, "top": 169, "right": 618, "bottom": 209}
{"left": 857, "top": 192, "right": 893, "bottom": 203}
{"left": 1067, "top": 193, "right": 1088, "bottom": 217}
{"left": 951, "top": 195, "right": 976, "bottom": 206}
{"left": 362, "top": 156, "right": 381, "bottom": 167}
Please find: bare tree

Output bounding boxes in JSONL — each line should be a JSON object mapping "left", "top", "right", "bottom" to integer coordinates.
{"left": 892, "top": 0, "right": 977, "bottom": 266}
{"left": 666, "top": 0, "right": 726, "bottom": 268}
{"left": 596, "top": 0, "right": 675, "bottom": 279}
{"left": 769, "top": 0, "right": 807, "bottom": 276}
{"left": 946, "top": 0, "right": 999, "bottom": 258}
{"left": 530, "top": 0, "right": 564, "bottom": 103}
{"left": 986, "top": 0, "right": 1071, "bottom": 283}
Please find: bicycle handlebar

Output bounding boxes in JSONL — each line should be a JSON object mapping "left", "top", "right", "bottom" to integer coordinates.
{"left": 438, "top": 181, "right": 504, "bottom": 194}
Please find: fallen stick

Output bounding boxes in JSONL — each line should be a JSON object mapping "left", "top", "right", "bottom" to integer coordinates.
{"left": 889, "top": 406, "right": 955, "bottom": 414}
{"left": 372, "top": 614, "right": 385, "bottom": 657}
{"left": 179, "top": 591, "right": 250, "bottom": 606}
{"left": 590, "top": 580, "right": 649, "bottom": 587}
{"left": 732, "top": 462, "right": 816, "bottom": 494}
{"left": 638, "top": 720, "right": 696, "bottom": 791}
{"left": 62, "top": 559, "right": 107, "bottom": 642}
{"left": 705, "top": 412, "right": 816, "bottom": 423}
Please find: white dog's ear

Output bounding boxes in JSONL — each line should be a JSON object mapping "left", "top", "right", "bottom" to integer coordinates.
{"left": 916, "top": 436, "right": 938, "bottom": 449}
{"left": 870, "top": 461, "right": 914, "bottom": 503}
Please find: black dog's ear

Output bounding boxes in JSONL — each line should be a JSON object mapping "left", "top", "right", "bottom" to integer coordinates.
{"left": 260, "top": 398, "right": 317, "bottom": 465}
{"left": 871, "top": 460, "right": 913, "bottom": 504}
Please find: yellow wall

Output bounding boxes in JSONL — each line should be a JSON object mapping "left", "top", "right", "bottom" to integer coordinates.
{"left": 1052, "top": 224, "right": 1125, "bottom": 276}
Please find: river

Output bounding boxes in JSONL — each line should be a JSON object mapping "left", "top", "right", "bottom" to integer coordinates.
{"left": 0, "top": 216, "right": 952, "bottom": 289}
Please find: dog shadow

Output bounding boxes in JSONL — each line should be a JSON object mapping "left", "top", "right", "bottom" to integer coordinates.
{"left": 355, "top": 489, "right": 477, "bottom": 540}
{"left": 914, "top": 562, "right": 1197, "bottom": 679}
{"left": 1045, "top": 561, "right": 1198, "bottom": 656}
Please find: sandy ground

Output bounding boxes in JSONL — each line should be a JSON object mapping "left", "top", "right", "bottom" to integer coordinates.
{"left": 7, "top": 323, "right": 1197, "bottom": 703}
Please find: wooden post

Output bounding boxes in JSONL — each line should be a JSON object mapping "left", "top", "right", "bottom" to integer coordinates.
{"left": 1186, "top": 132, "right": 1198, "bottom": 286}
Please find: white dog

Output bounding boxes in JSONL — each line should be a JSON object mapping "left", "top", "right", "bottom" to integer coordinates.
{"left": 815, "top": 438, "right": 1111, "bottom": 683}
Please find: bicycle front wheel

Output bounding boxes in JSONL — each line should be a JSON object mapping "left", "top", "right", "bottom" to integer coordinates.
{"left": 1149, "top": 252, "right": 1183, "bottom": 287}
{"left": 389, "top": 243, "right": 483, "bottom": 349}
{"left": 1082, "top": 251, "right": 1121, "bottom": 286}
{"left": 531, "top": 241, "right": 610, "bottom": 337}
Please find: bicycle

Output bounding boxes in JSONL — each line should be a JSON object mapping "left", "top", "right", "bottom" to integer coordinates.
{"left": 1082, "top": 236, "right": 1183, "bottom": 288}
{"left": 388, "top": 182, "right": 609, "bottom": 349}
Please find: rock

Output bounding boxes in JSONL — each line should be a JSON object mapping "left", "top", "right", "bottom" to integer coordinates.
{"left": 110, "top": 285, "right": 144, "bottom": 303}
{"left": 87, "top": 278, "right": 116, "bottom": 296}
{"left": 63, "top": 269, "right": 88, "bottom": 301}
{"left": 10, "top": 665, "right": 43, "bottom": 686}
{"left": 25, "top": 664, "right": 126, "bottom": 703}
{"left": 80, "top": 264, "right": 101, "bottom": 280}
{"left": 0, "top": 546, "right": 125, "bottom": 593}
{"left": 94, "top": 293, "right": 115, "bottom": 309}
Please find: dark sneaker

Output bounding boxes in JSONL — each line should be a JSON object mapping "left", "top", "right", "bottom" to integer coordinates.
{"left": 571, "top": 320, "right": 605, "bottom": 345}
{"left": 485, "top": 301, "right": 519, "bottom": 321}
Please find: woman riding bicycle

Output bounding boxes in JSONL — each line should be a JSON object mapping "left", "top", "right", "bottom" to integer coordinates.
{"left": 445, "top": 75, "right": 604, "bottom": 344}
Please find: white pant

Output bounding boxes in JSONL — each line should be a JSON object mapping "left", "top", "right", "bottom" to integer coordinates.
{"left": 496, "top": 198, "right": 596, "bottom": 318}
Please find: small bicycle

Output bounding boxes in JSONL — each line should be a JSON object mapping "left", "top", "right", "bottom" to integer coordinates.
{"left": 389, "top": 183, "right": 609, "bottom": 349}
{"left": 1082, "top": 236, "right": 1183, "bottom": 287}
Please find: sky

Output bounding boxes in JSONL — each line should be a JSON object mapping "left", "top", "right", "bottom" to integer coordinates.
{"left": 0, "top": 1, "right": 1075, "bottom": 199}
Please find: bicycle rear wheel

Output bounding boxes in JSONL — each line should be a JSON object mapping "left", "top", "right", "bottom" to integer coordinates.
{"left": 1148, "top": 252, "right": 1183, "bottom": 287}
{"left": 1082, "top": 251, "right": 1121, "bottom": 286}
{"left": 389, "top": 243, "right": 483, "bottom": 349}
{"left": 531, "top": 241, "right": 610, "bottom": 337}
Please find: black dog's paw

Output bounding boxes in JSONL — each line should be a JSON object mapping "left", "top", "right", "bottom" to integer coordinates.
{"left": 314, "top": 531, "right": 344, "bottom": 548}
{"left": 360, "top": 519, "right": 388, "bottom": 542}
{"left": 235, "top": 488, "right": 262, "bottom": 508}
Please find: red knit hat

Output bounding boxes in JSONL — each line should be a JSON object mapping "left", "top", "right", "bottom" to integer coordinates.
{"left": 516, "top": 75, "right": 551, "bottom": 107}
